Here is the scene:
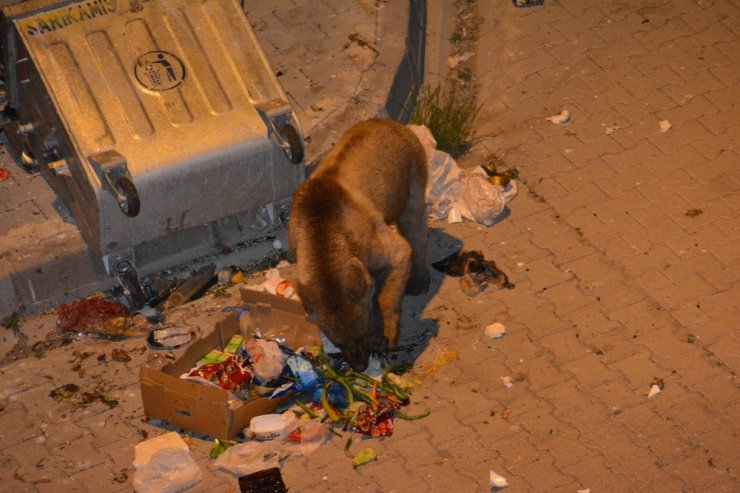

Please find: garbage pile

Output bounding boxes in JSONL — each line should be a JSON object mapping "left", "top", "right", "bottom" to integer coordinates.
{"left": 182, "top": 330, "right": 425, "bottom": 441}
{"left": 134, "top": 328, "right": 426, "bottom": 492}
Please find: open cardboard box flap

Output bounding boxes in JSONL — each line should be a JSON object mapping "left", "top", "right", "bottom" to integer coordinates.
{"left": 140, "top": 287, "right": 320, "bottom": 440}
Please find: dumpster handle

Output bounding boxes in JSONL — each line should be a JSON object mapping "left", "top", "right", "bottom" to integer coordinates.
{"left": 114, "top": 176, "right": 141, "bottom": 217}
{"left": 278, "top": 123, "right": 304, "bottom": 164}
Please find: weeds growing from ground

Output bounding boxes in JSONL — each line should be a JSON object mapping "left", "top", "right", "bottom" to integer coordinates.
{"left": 411, "top": 83, "right": 480, "bottom": 158}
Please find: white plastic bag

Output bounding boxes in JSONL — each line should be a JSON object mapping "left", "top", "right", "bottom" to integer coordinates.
{"left": 456, "top": 168, "right": 518, "bottom": 226}
{"left": 245, "top": 338, "right": 288, "bottom": 382}
{"left": 213, "top": 441, "right": 281, "bottom": 476}
{"left": 408, "top": 124, "right": 517, "bottom": 226}
{"left": 133, "top": 448, "right": 202, "bottom": 493}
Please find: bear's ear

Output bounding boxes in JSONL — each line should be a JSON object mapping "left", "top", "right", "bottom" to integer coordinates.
{"left": 344, "top": 257, "right": 371, "bottom": 301}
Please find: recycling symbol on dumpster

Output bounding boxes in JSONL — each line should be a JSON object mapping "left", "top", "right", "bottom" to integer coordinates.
{"left": 134, "top": 51, "right": 186, "bottom": 92}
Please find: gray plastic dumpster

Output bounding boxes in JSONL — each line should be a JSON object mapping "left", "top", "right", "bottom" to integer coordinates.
{"left": 1, "top": 0, "right": 304, "bottom": 307}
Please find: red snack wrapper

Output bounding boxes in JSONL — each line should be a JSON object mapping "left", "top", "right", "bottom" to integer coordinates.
{"left": 353, "top": 403, "right": 395, "bottom": 438}
{"left": 188, "top": 356, "right": 252, "bottom": 391}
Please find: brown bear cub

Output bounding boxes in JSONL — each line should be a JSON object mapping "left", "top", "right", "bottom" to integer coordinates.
{"left": 288, "top": 119, "right": 429, "bottom": 371}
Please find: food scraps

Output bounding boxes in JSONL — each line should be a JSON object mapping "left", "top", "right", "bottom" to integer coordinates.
{"left": 49, "top": 383, "right": 118, "bottom": 409}
{"left": 57, "top": 296, "right": 130, "bottom": 336}
{"left": 112, "top": 349, "right": 132, "bottom": 362}
{"left": 49, "top": 383, "right": 80, "bottom": 402}
{"left": 426, "top": 348, "right": 460, "bottom": 376}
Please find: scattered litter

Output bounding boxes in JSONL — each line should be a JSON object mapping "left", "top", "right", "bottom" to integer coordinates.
{"left": 546, "top": 109, "right": 571, "bottom": 124}
{"left": 132, "top": 432, "right": 201, "bottom": 493}
{"left": 426, "top": 348, "right": 460, "bottom": 376}
{"left": 409, "top": 124, "right": 517, "bottom": 226}
{"left": 244, "top": 338, "right": 288, "bottom": 382}
{"left": 244, "top": 269, "right": 296, "bottom": 299}
{"left": 248, "top": 413, "right": 298, "bottom": 441}
{"left": 214, "top": 441, "right": 281, "bottom": 476}
{"left": 648, "top": 377, "right": 665, "bottom": 398}
{"left": 283, "top": 419, "right": 333, "bottom": 454}
{"left": 134, "top": 432, "right": 190, "bottom": 467}
{"left": 148, "top": 326, "right": 193, "bottom": 350}
{"left": 489, "top": 469, "right": 509, "bottom": 489}
{"left": 448, "top": 208, "right": 463, "bottom": 224}
{"left": 112, "top": 349, "right": 132, "bottom": 362}
{"left": 684, "top": 208, "right": 703, "bottom": 217}
{"left": 481, "top": 162, "right": 519, "bottom": 187}
{"left": 218, "top": 266, "right": 246, "bottom": 287}
{"left": 133, "top": 447, "right": 201, "bottom": 493}
{"left": 610, "top": 406, "right": 623, "bottom": 416}
{"left": 447, "top": 51, "right": 474, "bottom": 69}
{"left": 49, "top": 383, "right": 80, "bottom": 403}
{"left": 485, "top": 323, "right": 506, "bottom": 339}
{"left": 209, "top": 438, "right": 237, "bottom": 459}
{"left": 432, "top": 250, "right": 514, "bottom": 296}
{"left": 162, "top": 264, "right": 217, "bottom": 311}
{"left": 659, "top": 119, "right": 672, "bottom": 133}
{"left": 501, "top": 376, "right": 514, "bottom": 389}
{"left": 512, "top": 0, "right": 544, "bottom": 6}
{"left": 0, "top": 167, "right": 9, "bottom": 182}
{"left": 604, "top": 124, "right": 621, "bottom": 135}
{"left": 351, "top": 447, "right": 377, "bottom": 468}
{"left": 57, "top": 295, "right": 130, "bottom": 336}
{"left": 363, "top": 354, "right": 384, "bottom": 378}
{"left": 320, "top": 331, "right": 341, "bottom": 354}
{"left": 272, "top": 239, "right": 283, "bottom": 250}
{"left": 345, "top": 436, "right": 377, "bottom": 468}
{"left": 181, "top": 434, "right": 197, "bottom": 451}
{"left": 49, "top": 382, "right": 118, "bottom": 408}
{"left": 577, "top": 489, "right": 591, "bottom": 493}
{"left": 238, "top": 467, "right": 287, "bottom": 493}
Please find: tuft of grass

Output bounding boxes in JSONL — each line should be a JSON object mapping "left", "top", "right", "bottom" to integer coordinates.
{"left": 1, "top": 312, "right": 20, "bottom": 335}
{"left": 411, "top": 83, "right": 481, "bottom": 158}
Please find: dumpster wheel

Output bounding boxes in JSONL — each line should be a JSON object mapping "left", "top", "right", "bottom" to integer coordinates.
{"left": 282, "top": 123, "right": 304, "bottom": 164}
{"left": 115, "top": 176, "right": 141, "bottom": 217}
{"left": 115, "top": 259, "right": 147, "bottom": 310}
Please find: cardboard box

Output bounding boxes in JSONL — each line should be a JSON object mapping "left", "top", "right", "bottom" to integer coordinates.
{"left": 139, "top": 287, "right": 320, "bottom": 440}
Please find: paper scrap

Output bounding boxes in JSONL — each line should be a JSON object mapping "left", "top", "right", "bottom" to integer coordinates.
{"left": 546, "top": 110, "right": 571, "bottom": 124}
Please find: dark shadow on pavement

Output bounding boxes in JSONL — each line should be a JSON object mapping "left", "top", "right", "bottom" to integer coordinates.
{"left": 389, "top": 227, "right": 462, "bottom": 368}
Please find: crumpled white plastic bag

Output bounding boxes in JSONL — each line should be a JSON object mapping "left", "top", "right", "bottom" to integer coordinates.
{"left": 214, "top": 441, "right": 281, "bottom": 477}
{"left": 216, "top": 419, "right": 332, "bottom": 476}
{"left": 245, "top": 338, "right": 288, "bottom": 383}
{"left": 408, "top": 124, "right": 517, "bottom": 226}
{"left": 456, "top": 168, "right": 518, "bottom": 226}
{"left": 133, "top": 447, "right": 202, "bottom": 493}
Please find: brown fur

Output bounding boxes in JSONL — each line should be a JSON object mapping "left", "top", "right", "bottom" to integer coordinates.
{"left": 288, "top": 119, "right": 429, "bottom": 370}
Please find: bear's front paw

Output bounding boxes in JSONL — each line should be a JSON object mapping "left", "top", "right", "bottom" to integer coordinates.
{"left": 369, "top": 333, "right": 389, "bottom": 354}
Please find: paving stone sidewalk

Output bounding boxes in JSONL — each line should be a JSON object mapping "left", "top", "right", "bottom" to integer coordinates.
{"left": 1, "top": 1, "right": 738, "bottom": 492}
